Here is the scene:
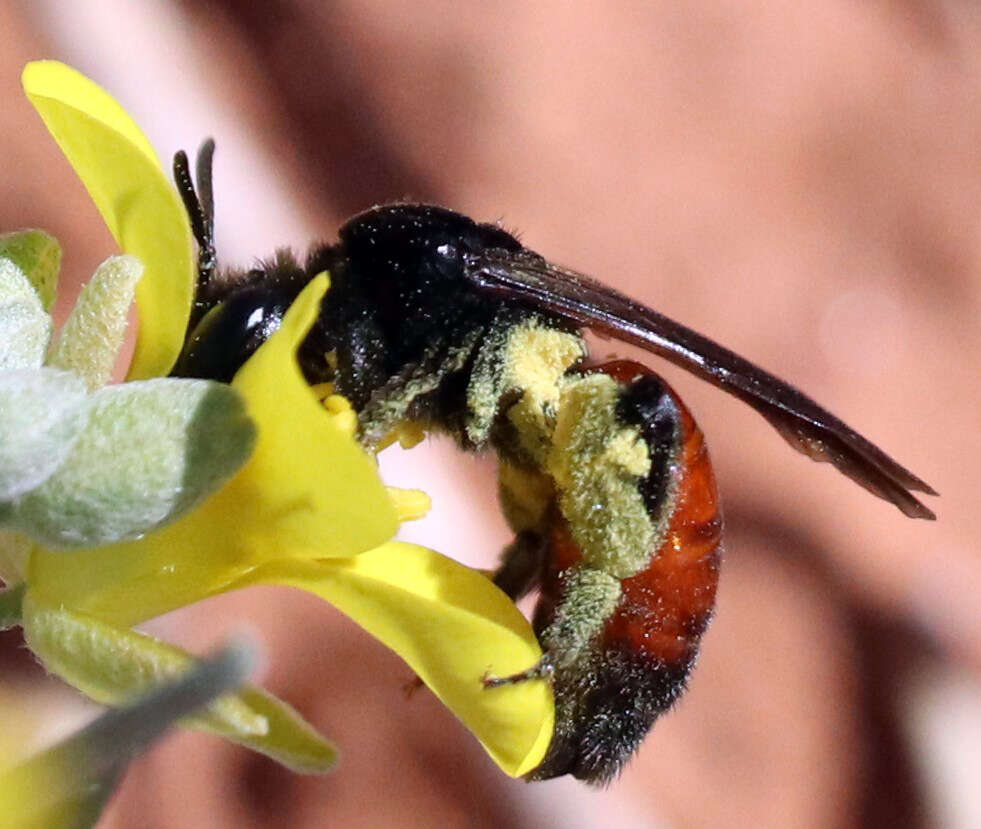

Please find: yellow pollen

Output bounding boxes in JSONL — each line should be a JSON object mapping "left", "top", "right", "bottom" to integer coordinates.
{"left": 395, "top": 422, "right": 426, "bottom": 450}
{"left": 386, "top": 487, "right": 432, "bottom": 522}
{"left": 309, "top": 382, "right": 336, "bottom": 400}
{"left": 377, "top": 422, "right": 427, "bottom": 452}
{"left": 321, "top": 393, "right": 358, "bottom": 437}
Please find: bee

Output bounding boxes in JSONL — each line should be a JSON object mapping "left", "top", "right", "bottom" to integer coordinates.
{"left": 171, "top": 140, "right": 936, "bottom": 783}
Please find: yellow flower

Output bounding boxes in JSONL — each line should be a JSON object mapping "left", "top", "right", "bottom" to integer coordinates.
{"left": 12, "top": 60, "right": 553, "bottom": 778}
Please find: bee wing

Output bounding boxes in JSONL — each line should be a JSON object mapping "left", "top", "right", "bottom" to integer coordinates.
{"left": 465, "top": 251, "right": 936, "bottom": 519}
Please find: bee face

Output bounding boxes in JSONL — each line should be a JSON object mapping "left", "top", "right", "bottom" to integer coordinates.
{"left": 171, "top": 142, "right": 935, "bottom": 783}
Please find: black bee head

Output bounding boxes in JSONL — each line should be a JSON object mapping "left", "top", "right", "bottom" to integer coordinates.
{"left": 171, "top": 253, "right": 309, "bottom": 383}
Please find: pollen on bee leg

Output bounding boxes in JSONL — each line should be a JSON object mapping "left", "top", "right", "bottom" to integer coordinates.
{"left": 309, "top": 382, "right": 336, "bottom": 399}
{"left": 395, "top": 422, "right": 426, "bottom": 450}
{"left": 375, "top": 421, "right": 427, "bottom": 452}
{"left": 320, "top": 393, "right": 358, "bottom": 436}
{"left": 386, "top": 487, "right": 431, "bottom": 522}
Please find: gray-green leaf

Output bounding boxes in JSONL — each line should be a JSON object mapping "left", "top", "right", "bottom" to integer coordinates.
{"left": 0, "top": 368, "right": 89, "bottom": 500}
{"left": 48, "top": 255, "right": 143, "bottom": 392}
{"left": 0, "top": 260, "right": 52, "bottom": 370}
{"left": 5, "top": 378, "right": 256, "bottom": 548}
{"left": 0, "top": 642, "right": 253, "bottom": 829}
{"left": 0, "top": 229, "right": 61, "bottom": 311}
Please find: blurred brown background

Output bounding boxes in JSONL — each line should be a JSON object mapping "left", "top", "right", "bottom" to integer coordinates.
{"left": 2, "top": 1, "right": 979, "bottom": 826}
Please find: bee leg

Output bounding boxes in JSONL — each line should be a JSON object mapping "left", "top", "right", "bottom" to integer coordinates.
{"left": 479, "top": 531, "right": 555, "bottom": 688}
{"left": 482, "top": 655, "right": 555, "bottom": 688}
{"left": 486, "top": 566, "right": 622, "bottom": 688}
{"left": 492, "top": 529, "right": 547, "bottom": 600}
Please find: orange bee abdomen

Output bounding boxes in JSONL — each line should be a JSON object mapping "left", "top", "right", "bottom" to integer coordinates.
{"left": 546, "top": 359, "right": 722, "bottom": 668}
{"left": 529, "top": 359, "right": 722, "bottom": 781}
{"left": 605, "top": 383, "right": 722, "bottom": 665}
{"left": 599, "top": 360, "right": 722, "bottom": 663}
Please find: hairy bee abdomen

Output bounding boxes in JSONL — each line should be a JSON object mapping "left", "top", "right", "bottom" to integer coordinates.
{"left": 530, "top": 361, "right": 722, "bottom": 782}
{"left": 604, "top": 361, "right": 722, "bottom": 665}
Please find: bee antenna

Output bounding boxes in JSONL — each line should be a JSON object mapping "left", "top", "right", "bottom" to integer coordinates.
{"left": 195, "top": 138, "right": 216, "bottom": 241}
{"left": 173, "top": 138, "right": 218, "bottom": 286}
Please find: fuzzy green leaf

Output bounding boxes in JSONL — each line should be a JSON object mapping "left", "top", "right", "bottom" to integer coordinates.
{"left": 199, "top": 684, "right": 339, "bottom": 773}
{"left": 0, "top": 582, "right": 24, "bottom": 629}
{"left": 7, "top": 378, "right": 255, "bottom": 548}
{"left": 0, "top": 532, "right": 32, "bottom": 586}
{"left": 0, "top": 261, "right": 52, "bottom": 371}
{"left": 0, "top": 368, "right": 89, "bottom": 501}
{"left": 0, "top": 230, "right": 61, "bottom": 311}
{"left": 22, "top": 594, "right": 265, "bottom": 736}
{"left": 48, "top": 255, "right": 143, "bottom": 391}
{"left": 22, "top": 594, "right": 337, "bottom": 773}
{"left": 0, "top": 643, "right": 253, "bottom": 829}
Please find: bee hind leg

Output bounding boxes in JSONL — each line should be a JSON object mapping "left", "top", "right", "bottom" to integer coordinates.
{"left": 482, "top": 655, "right": 554, "bottom": 688}
{"left": 481, "top": 531, "right": 556, "bottom": 688}
{"left": 492, "top": 529, "right": 547, "bottom": 600}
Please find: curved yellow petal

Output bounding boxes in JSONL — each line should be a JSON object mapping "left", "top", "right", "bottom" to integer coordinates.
{"left": 233, "top": 542, "right": 554, "bottom": 777}
{"left": 28, "top": 278, "right": 398, "bottom": 625}
{"left": 22, "top": 60, "right": 194, "bottom": 380}
{"left": 224, "top": 273, "right": 398, "bottom": 557}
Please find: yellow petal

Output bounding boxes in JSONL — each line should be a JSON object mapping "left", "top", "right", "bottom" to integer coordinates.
{"left": 22, "top": 592, "right": 337, "bottom": 773}
{"left": 22, "top": 60, "right": 194, "bottom": 380}
{"left": 28, "top": 278, "right": 398, "bottom": 625}
{"left": 224, "top": 273, "right": 398, "bottom": 556}
{"left": 232, "top": 542, "right": 554, "bottom": 777}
